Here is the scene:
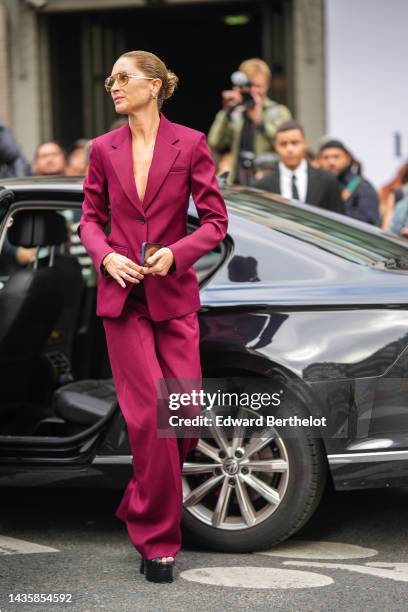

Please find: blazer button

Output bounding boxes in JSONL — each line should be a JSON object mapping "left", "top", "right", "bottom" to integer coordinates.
{"left": 140, "top": 219, "right": 146, "bottom": 224}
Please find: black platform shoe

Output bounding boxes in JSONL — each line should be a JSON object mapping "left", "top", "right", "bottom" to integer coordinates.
{"left": 139, "top": 556, "right": 175, "bottom": 583}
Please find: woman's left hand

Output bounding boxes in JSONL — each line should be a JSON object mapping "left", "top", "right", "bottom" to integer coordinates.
{"left": 143, "top": 247, "right": 174, "bottom": 276}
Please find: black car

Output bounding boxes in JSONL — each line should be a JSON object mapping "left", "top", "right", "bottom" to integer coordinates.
{"left": 2, "top": 177, "right": 408, "bottom": 553}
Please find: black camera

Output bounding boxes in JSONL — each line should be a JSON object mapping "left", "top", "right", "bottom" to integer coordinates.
{"left": 230, "top": 71, "right": 255, "bottom": 109}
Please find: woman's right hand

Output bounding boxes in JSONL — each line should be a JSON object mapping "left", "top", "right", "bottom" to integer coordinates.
{"left": 103, "top": 253, "right": 147, "bottom": 289}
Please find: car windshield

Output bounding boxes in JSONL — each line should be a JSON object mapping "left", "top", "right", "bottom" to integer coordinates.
{"left": 225, "top": 188, "right": 408, "bottom": 270}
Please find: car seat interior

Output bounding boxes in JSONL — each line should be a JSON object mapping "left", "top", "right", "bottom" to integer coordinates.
{"left": 0, "top": 208, "right": 116, "bottom": 438}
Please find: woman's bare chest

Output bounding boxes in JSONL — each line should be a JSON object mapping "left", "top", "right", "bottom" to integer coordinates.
{"left": 132, "top": 142, "right": 155, "bottom": 203}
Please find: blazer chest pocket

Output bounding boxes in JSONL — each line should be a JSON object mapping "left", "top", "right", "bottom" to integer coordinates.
{"left": 169, "top": 167, "right": 188, "bottom": 173}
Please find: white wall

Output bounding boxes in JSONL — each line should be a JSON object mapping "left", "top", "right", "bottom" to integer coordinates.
{"left": 324, "top": 0, "right": 408, "bottom": 187}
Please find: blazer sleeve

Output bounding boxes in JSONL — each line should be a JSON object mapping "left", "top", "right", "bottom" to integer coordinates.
{"left": 78, "top": 139, "right": 115, "bottom": 275}
{"left": 168, "top": 132, "right": 229, "bottom": 277}
{"left": 258, "top": 104, "right": 292, "bottom": 144}
{"left": 207, "top": 110, "right": 234, "bottom": 154}
{"left": 350, "top": 182, "right": 380, "bottom": 225}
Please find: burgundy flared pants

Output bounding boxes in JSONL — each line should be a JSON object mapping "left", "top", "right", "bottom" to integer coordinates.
{"left": 102, "top": 284, "right": 201, "bottom": 559}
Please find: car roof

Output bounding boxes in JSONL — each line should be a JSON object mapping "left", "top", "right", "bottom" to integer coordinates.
{"left": 0, "top": 176, "right": 381, "bottom": 225}
{"left": 0, "top": 175, "right": 84, "bottom": 194}
{"left": 0, "top": 176, "right": 404, "bottom": 247}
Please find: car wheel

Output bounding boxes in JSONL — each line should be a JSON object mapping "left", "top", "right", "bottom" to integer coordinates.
{"left": 182, "top": 399, "right": 327, "bottom": 553}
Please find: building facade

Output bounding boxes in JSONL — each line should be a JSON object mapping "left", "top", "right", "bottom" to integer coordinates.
{"left": 0, "top": 0, "right": 325, "bottom": 162}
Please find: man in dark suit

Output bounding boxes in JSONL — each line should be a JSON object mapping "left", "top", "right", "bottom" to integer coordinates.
{"left": 251, "top": 120, "right": 345, "bottom": 214}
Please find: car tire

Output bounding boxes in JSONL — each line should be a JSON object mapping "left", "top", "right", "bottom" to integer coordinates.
{"left": 181, "top": 398, "right": 328, "bottom": 553}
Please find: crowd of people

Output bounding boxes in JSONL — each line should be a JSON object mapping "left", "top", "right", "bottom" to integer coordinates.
{"left": 1, "top": 57, "right": 408, "bottom": 240}
{"left": 0, "top": 132, "right": 90, "bottom": 180}
{"left": 0, "top": 133, "right": 91, "bottom": 276}
{"left": 207, "top": 57, "right": 407, "bottom": 234}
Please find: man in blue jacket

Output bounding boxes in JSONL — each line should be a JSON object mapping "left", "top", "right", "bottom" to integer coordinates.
{"left": 318, "top": 139, "right": 380, "bottom": 226}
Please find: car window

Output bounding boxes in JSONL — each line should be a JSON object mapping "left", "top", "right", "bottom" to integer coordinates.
{"left": 60, "top": 209, "right": 96, "bottom": 286}
{"left": 0, "top": 209, "right": 226, "bottom": 289}
{"left": 0, "top": 207, "right": 96, "bottom": 288}
{"left": 226, "top": 189, "right": 408, "bottom": 270}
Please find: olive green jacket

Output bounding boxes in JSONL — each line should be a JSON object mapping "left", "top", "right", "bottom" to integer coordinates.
{"left": 208, "top": 97, "right": 291, "bottom": 184}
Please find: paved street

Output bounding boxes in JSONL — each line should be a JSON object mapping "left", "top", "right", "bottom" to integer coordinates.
{"left": 1, "top": 483, "right": 408, "bottom": 612}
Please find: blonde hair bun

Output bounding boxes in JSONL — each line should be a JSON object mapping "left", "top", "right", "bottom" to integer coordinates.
{"left": 163, "top": 71, "right": 179, "bottom": 100}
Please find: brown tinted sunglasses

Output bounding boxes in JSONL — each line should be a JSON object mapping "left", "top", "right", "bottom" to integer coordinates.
{"left": 104, "top": 72, "right": 154, "bottom": 92}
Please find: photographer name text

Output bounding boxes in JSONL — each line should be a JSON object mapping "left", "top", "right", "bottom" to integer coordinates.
{"left": 168, "top": 414, "right": 327, "bottom": 427}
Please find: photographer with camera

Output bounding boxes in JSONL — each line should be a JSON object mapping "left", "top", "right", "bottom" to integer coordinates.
{"left": 208, "top": 58, "right": 291, "bottom": 185}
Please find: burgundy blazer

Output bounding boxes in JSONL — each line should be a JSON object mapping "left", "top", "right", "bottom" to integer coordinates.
{"left": 78, "top": 113, "right": 228, "bottom": 321}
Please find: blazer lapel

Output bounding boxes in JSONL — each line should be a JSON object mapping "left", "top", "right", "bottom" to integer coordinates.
{"left": 272, "top": 165, "right": 281, "bottom": 194}
{"left": 108, "top": 123, "right": 144, "bottom": 216}
{"left": 305, "top": 163, "right": 316, "bottom": 203}
{"left": 107, "top": 114, "right": 180, "bottom": 214}
{"left": 142, "top": 113, "right": 181, "bottom": 210}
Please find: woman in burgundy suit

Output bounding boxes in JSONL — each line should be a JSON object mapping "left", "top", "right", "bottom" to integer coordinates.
{"left": 78, "top": 50, "right": 228, "bottom": 583}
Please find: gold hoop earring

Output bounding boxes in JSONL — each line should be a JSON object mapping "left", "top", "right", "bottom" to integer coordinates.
{"left": 152, "top": 93, "right": 156, "bottom": 99}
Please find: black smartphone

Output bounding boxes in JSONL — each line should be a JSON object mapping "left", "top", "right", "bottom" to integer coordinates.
{"left": 141, "top": 242, "right": 162, "bottom": 266}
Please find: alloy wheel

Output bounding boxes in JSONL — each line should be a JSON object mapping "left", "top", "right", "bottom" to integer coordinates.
{"left": 182, "top": 409, "right": 290, "bottom": 530}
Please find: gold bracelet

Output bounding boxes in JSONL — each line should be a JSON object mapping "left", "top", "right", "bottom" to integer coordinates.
{"left": 103, "top": 252, "right": 116, "bottom": 267}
